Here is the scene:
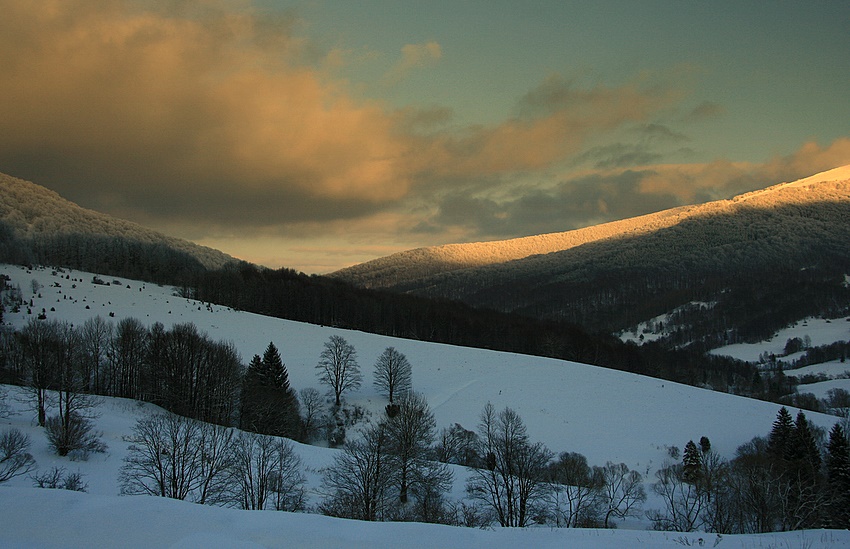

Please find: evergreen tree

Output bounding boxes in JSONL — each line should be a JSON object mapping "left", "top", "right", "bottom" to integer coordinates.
{"left": 783, "top": 411, "right": 822, "bottom": 530}
{"left": 682, "top": 440, "right": 702, "bottom": 485}
{"left": 792, "top": 411, "right": 821, "bottom": 478}
{"left": 240, "top": 343, "right": 300, "bottom": 439}
{"left": 825, "top": 424, "right": 850, "bottom": 528}
{"left": 767, "top": 407, "right": 795, "bottom": 462}
{"left": 262, "top": 342, "right": 288, "bottom": 390}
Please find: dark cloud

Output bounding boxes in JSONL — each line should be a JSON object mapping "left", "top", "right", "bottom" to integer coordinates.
{"left": 682, "top": 101, "right": 726, "bottom": 123}
{"left": 420, "top": 137, "right": 850, "bottom": 240}
{"left": 631, "top": 123, "right": 689, "bottom": 143}
{"left": 425, "top": 170, "right": 681, "bottom": 238}
{"left": 573, "top": 143, "right": 664, "bottom": 169}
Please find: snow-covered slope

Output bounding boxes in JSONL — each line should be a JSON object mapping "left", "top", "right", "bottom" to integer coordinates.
{"left": 2, "top": 264, "right": 840, "bottom": 468}
{"left": 2, "top": 486, "right": 847, "bottom": 549}
{"left": 2, "top": 263, "right": 848, "bottom": 547}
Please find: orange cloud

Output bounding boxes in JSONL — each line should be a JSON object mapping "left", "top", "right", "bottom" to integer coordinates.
{"left": 0, "top": 0, "right": 412, "bottom": 205}
{"left": 407, "top": 76, "right": 675, "bottom": 183}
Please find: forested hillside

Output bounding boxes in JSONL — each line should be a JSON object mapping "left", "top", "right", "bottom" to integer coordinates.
{"left": 1, "top": 169, "right": 842, "bottom": 401}
{"left": 332, "top": 167, "right": 850, "bottom": 348}
{"left": 0, "top": 172, "right": 235, "bottom": 283}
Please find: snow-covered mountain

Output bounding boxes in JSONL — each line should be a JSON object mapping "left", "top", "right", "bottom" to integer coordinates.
{"left": 0, "top": 171, "right": 235, "bottom": 273}
{"left": 1, "top": 263, "right": 848, "bottom": 547}
{"left": 331, "top": 166, "right": 850, "bottom": 342}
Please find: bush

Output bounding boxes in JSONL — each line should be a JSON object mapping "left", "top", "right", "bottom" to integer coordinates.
{"left": 0, "top": 428, "right": 36, "bottom": 482}
{"left": 31, "top": 466, "right": 88, "bottom": 492}
{"left": 45, "top": 413, "right": 107, "bottom": 458}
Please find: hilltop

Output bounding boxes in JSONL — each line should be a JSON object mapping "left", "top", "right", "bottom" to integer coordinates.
{"left": 331, "top": 166, "right": 850, "bottom": 345}
{"left": 0, "top": 171, "right": 236, "bottom": 281}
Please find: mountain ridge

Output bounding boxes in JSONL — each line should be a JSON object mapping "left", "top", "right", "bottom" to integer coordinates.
{"left": 330, "top": 165, "right": 850, "bottom": 290}
{"left": 329, "top": 166, "right": 850, "bottom": 344}
{"left": 0, "top": 171, "right": 236, "bottom": 274}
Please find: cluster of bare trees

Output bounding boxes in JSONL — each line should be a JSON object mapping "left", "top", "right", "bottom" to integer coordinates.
{"left": 317, "top": 396, "right": 647, "bottom": 529}
{"left": 6, "top": 317, "right": 241, "bottom": 429}
{"left": 464, "top": 404, "right": 646, "bottom": 528}
{"left": 120, "top": 412, "right": 305, "bottom": 511}
{"left": 320, "top": 393, "right": 453, "bottom": 522}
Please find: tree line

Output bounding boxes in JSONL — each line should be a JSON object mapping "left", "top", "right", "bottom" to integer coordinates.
{"left": 2, "top": 316, "right": 849, "bottom": 532}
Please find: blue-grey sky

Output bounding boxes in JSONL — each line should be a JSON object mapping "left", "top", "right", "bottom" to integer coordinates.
{"left": 1, "top": 0, "right": 848, "bottom": 272}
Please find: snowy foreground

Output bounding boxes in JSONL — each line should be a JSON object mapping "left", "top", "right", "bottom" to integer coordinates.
{"left": 2, "top": 264, "right": 850, "bottom": 547}
{"left": 2, "top": 486, "right": 847, "bottom": 549}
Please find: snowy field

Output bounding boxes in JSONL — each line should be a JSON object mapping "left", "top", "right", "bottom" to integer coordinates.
{"left": 2, "top": 264, "right": 849, "bottom": 547}
{"left": 710, "top": 317, "right": 850, "bottom": 397}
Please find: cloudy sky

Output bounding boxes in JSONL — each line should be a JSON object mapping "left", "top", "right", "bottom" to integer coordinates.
{"left": 1, "top": 0, "right": 849, "bottom": 273}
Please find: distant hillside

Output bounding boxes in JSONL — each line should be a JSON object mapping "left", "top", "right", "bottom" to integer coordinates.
{"left": 0, "top": 171, "right": 235, "bottom": 282}
{"left": 331, "top": 166, "right": 850, "bottom": 347}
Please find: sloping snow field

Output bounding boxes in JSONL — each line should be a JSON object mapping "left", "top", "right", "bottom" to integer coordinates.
{"left": 2, "top": 264, "right": 848, "bottom": 548}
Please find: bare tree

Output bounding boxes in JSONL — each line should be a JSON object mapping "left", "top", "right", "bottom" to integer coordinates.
{"left": 373, "top": 347, "right": 412, "bottom": 404}
{"left": 46, "top": 320, "right": 104, "bottom": 457}
{"left": 467, "top": 403, "right": 553, "bottom": 527}
{"left": 79, "top": 316, "right": 112, "bottom": 394}
{"left": 648, "top": 461, "right": 704, "bottom": 532}
{"left": 120, "top": 414, "right": 234, "bottom": 504}
{"left": 228, "top": 431, "right": 305, "bottom": 511}
{"left": 269, "top": 437, "right": 306, "bottom": 511}
{"left": 436, "top": 423, "right": 480, "bottom": 467}
{"left": 546, "top": 452, "right": 604, "bottom": 528}
{"left": 108, "top": 317, "right": 147, "bottom": 399}
{"left": 316, "top": 335, "right": 361, "bottom": 407}
{"left": 597, "top": 461, "right": 646, "bottom": 528}
{"left": 0, "top": 386, "right": 12, "bottom": 419}
{"left": 0, "top": 428, "right": 36, "bottom": 482}
{"left": 299, "top": 387, "right": 324, "bottom": 442}
{"left": 18, "top": 318, "right": 58, "bottom": 426}
{"left": 383, "top": 393, "right": 452, "bottom": 508}
{"left": 195, "top": 422, "right": 236, "bottom": 506}
{"left": 321, "top": 422, "right": 392, "bottom": 521}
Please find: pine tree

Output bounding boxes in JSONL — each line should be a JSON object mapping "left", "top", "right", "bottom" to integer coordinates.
{"left": 768, "top": 407, "right": 795, "bottom": 462}
{"left": 682, "top": 440, "right": 703, "bottom": 485}
{"left": 784, "top": 411, "right": 822, "bottom": 530}
{"left": 262, "top": 342, "right": 287, "bottom": 390}
{"left": 792, "top": 411, "right": 821, "bottom": 477}
{"left": 825, "top": 424, "right": 850, "bottom": 528}
{"left": 241, "top": 343, "right": 301, "bottom": 439}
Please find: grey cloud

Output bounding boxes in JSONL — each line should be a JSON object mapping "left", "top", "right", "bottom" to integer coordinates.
{"left": 425, "top": 170, "right": 682, "bottom": 238}
{"left": 631, "top": 123, "right": 689, "bottom": 143}
{"left": 573, "top": 143, "right": 664, "bottom": 169}
{"left": 682, "top": 101, "right": 726, "bottom": 123}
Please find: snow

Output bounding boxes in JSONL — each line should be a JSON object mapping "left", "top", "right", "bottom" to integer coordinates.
{"left": 2, "top": 263, "right": 849, "bottom": 547}
{"left": 787, "top": 360, "right": 850, "bottom": 380}
{"left": 710, "top": 317, "right": 850, "bottom": 364}
{"left": 3, "top": 487, "right": 846, "bottom": 549}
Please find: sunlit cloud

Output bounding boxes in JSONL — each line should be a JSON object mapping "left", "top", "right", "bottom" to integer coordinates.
{"left": 0, "top": 1, "right": 846, "bottom": 273}
{"left": 415, "top": 138, "right": 850, "bottom": 241}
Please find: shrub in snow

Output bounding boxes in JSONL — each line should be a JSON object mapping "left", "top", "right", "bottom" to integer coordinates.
{"left": 31, "top": 466, "right": 88, "bottom": 492}
{"left": 44, "top": 412, "right": 107, "bottom": 458}
{"left": 0, "top": 428, "right": 36, "bottom": 482}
